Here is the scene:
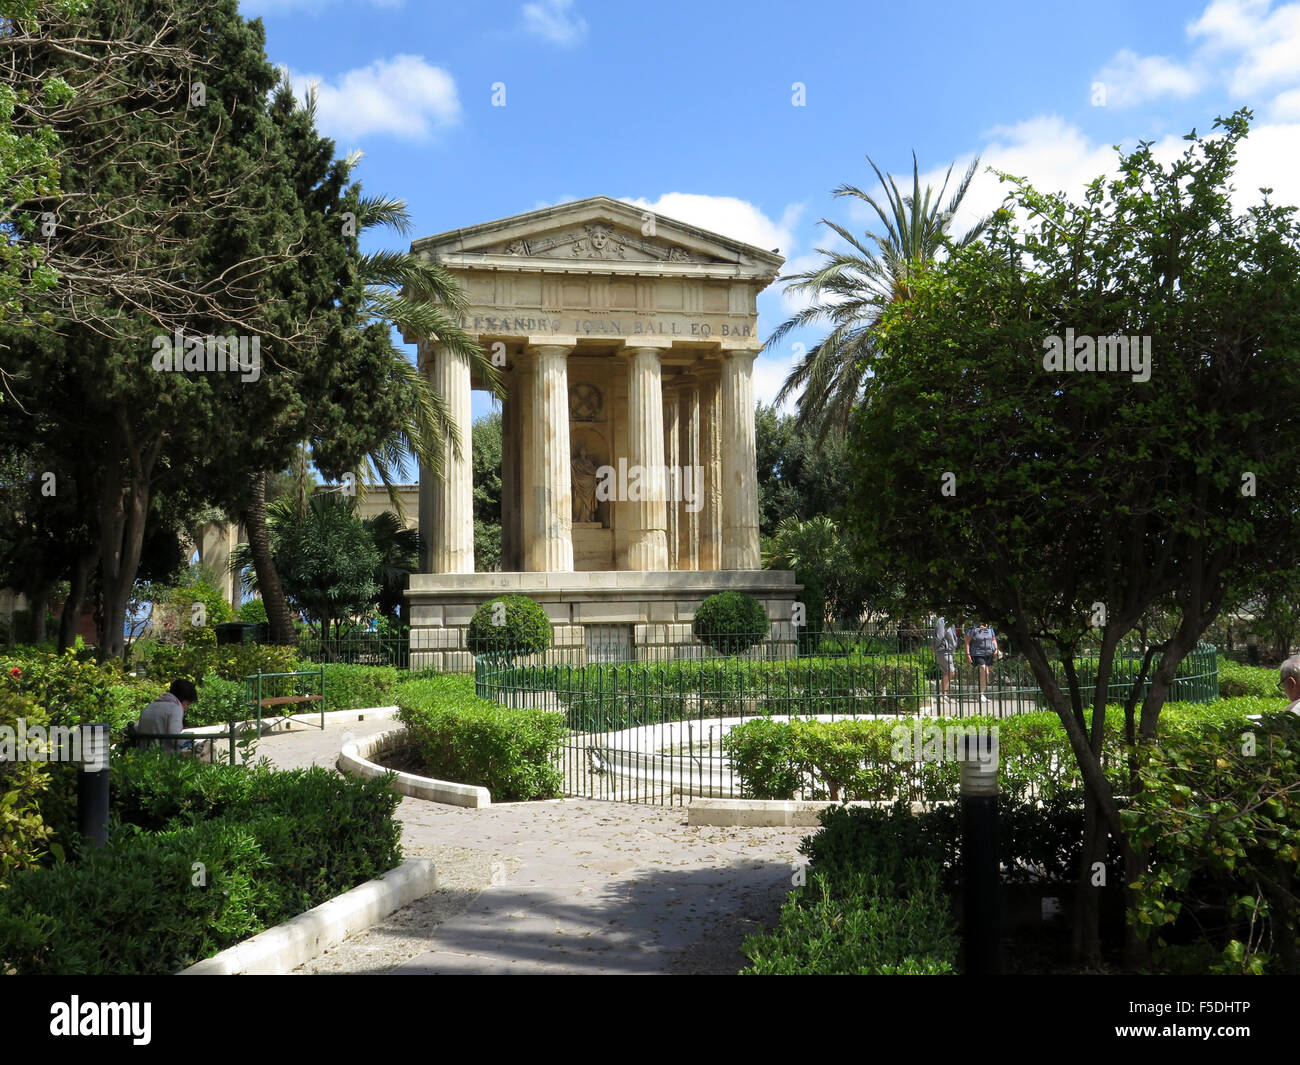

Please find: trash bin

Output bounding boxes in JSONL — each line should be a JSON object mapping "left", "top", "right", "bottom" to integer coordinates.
{"left": 214, "top": 622, "right": 256, "bottom": 646}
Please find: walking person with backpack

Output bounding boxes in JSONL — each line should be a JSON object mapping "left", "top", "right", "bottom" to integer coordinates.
{"left": 933, "top": 615, "right": 958, "bottom": 707}
{"left": 964, "top": 620, "right": 1002, "bottom": 704}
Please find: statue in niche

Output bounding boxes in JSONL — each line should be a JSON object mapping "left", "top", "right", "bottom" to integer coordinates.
{"left": 572, "top": 444, "right": 600, "bottom": 523}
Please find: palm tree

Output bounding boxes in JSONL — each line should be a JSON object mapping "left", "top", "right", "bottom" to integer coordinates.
{"left": 766, "top": 153, "right": 991, "bottom": 441}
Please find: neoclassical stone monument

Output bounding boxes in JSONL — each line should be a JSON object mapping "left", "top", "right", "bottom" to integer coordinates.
{"left": 406, "top": 197, "right": 801, "bottom": 669}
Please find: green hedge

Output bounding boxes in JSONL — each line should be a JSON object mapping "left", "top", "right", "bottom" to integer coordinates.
{"left": 0, "top": 754, "right": 402, "bottom": 974}
{"left": 396, "top": 674, "right": 566, "bottom": 800}
{"left": 741, "top": 804, "right": 958, "bottom": 975}
{"left": 1216, "top": 660, "right": 1279, "bottom": 699}
{"left": 722, "top": 699, "right": 1269, "bottom": 805}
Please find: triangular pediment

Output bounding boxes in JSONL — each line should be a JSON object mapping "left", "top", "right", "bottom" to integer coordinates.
{"left": 412, "top": 196, "right": 783, "bottom": 275}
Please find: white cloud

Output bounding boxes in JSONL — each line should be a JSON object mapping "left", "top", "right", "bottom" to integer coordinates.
{"left": 619, "top": 193, "right": 801, "bottom": 257}
{"left": 290, "top": 55, "right": 460, "bottom": 142}
{"left": 1189, "top": 0, "right": 1300, "bottom": 96}
{"left": 1271, "top": 86, "right": 1300, "bottom": 118}
{"left": 521, "top": 0, "right": 589, "bottom": 47}
{"left": 1092, "top": 49, "right": 1203, "bottom": 108}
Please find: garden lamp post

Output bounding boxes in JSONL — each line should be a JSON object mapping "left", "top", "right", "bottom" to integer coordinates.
{"left": 960, "top": 744, "right": 1000, "bottom": 975}
{"left": 77, "top": 722, "right": 111, "bottom": 848}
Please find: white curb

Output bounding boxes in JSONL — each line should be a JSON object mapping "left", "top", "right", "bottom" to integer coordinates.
{"left": 338, "top": 729, "right": 492, "bottom": 808}
{"left": 178, "top": 857, "right": 437, "bottom": 975}
{"left": 687, "top": 798, "right": 934, "bottom": 827}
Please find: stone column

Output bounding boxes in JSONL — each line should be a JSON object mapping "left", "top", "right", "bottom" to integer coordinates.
{"left": 625, "top": 345, "right": 669, "bottom": 570}
{"left": 500, "top": 368, "right": 519, "bottom": 571}
{"left": 524, "top": 339, "right": 575, "bottom": 572}
{"left": 662, "top": 384, "right": 680, "bottom": 570}
{"left": 698, "top": 366, "right": 723, "bottom": 570}
{"left": 720, "top": 347, "right": 760, "bottom": 570}
{"left": 426, "top": 341, "right": 475, "bottom": 573}
{"left": 680, "top": 381, "right": 701, "bottom": 571}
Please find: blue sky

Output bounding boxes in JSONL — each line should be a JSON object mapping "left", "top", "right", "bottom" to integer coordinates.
{"left": 239, "top": 0, "right": 1300, "bottom": 430}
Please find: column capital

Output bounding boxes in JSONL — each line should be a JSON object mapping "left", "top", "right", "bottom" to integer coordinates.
{"left": 717, "top": 340, "right": 763, "bottom": 360}
{"left": 619, "top": 339, "right": 674, "bottom": 356}
{"left": 525, "top": 335, "right": 578, "bottom": 354}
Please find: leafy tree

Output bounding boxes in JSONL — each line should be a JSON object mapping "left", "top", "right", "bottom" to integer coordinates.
{"left": 845, "top": 111, "right": 1300, "bottom": 964}
{"left": 273, "top": 494, "right": 379, "bottom": 645}
{"left": 766, "top": 153, "right": 990, "bottom": 441}
{"left": 363, "top": 509, "right": 421, "bottom": 625}
{"left": 754, "top": 402, "right": 851, "bottom": 536}
{"left": 765, "top": 515, "right": 875, "bottom": 635}
{"left": 472, "top": 411, "right": 502, "bottom": 571}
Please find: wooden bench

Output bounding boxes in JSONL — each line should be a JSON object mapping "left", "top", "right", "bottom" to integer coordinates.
{"left": 247, "top": 667, "right": 327, "bottom": 731}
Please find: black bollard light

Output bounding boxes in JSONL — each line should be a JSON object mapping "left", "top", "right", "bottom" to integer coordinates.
{"left": 960, "top": 740, "right": 1000, "bottom": 975}
{"left": 77, "top": 722, "right": 110, "bottom": 848}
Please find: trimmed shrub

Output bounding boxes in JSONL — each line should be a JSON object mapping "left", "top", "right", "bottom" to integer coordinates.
{"left": 185, "top": 672, "right": 252, "bottom": 728}
{"left": 396, "top": 674, "right": 566, "bottom": 800}
{"left": 1216, "top": 659, "right": 1279, "bottom": 699}
{"left": 0, "top": 755, "right": 403, "bottom": 974}
{"left": 692, "top": 591, "right": 768, "bottom": 655}
{"left": 465, "top": 595, "right": 551, "bottom": 656}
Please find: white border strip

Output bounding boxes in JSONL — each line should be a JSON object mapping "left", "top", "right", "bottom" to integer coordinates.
{"left": 178, "top": 857, "right": 436, "bottom": 975}
{"left": 338, "top": 729, "right": 492, "bottom": 808}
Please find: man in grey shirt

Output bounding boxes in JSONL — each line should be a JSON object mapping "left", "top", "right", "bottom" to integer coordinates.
{"left": 136, "top": 679, "right": 198, "bottom": 753}
{"left": 933, "top": 615, "right": 958, "bottom": 703}
{"left": 1281, "top": 655, "right": 1300, "bottom": 715}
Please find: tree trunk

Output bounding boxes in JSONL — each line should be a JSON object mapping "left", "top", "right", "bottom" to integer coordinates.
{"left": 58, "top": 547, "right": 94, "bottom": 652}
{"left": 240, "top": 470, "right": 296, "bottom": 644}
{"left": 95, "top": 421, "right": 160, "bottom": 662}
{"left": 27, "top": 579, "right": 50, "bottom": 644}
{"left": 1072, "top": 790, "right": 1105, "bottom": 966}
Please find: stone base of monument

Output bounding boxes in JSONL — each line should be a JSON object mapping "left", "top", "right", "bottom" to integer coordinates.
{"left": 405, "top": 570, "right": 802, "bottom": 671}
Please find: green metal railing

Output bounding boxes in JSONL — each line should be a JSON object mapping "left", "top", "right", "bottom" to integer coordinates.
{"left": 245, "top": 667, "right": 327, "bottom": 732}
{"left": 473, "top": 636, "right": 1218, "bottom": 805}
{"left": 298, "top": 632, "right": 410, "bottom": 668}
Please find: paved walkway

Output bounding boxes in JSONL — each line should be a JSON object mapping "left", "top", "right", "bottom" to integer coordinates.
{"left": 254, "top": 717, "right": 807, "bottom": 975}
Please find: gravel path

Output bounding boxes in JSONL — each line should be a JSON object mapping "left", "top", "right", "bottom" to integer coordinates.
{"left": 252, "top": 716, "right": 808, "bottom": 975}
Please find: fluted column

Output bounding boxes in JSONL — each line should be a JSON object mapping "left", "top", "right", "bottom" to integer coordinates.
{"left": 680, "top": 381, "right": 701, "bottom": 571}
{"left": 625, "top": 346, "right": 668, "bottom": 570}
{"left": 426, "top": 341, "right": 475, "bottom": 573}
{"left": 699, "top": 367, "right": 723, "bottom": 570}
{"left": 663, "top": 385, "right": 680, "bottom": 570}
{"left": 500, "top": 369, "right": 519, "bottom": 571}
{"left": 721, "top": 348, "right": 760, "bottom": 569}
{"left": 524, "top": 341, "right": 574, "bottom": 572}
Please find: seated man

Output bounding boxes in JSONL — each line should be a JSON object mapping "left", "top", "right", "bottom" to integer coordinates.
{"left": 1281, "top": 655, "right": 1300, "bottom": 715}
{"left": 136, "top": 679, "right": 198, "bottom": 753}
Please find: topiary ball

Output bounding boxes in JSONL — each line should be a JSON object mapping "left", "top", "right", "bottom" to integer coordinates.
{"left": 692, "top": 592, "right": 768, "bottom": 656}
{"left": 466, "top": 596, "right": 552, "bottom": 657}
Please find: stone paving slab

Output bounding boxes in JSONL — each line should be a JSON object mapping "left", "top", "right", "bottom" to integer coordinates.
{"left": 256, "top": 718, "right": 809, "bottom": 975}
